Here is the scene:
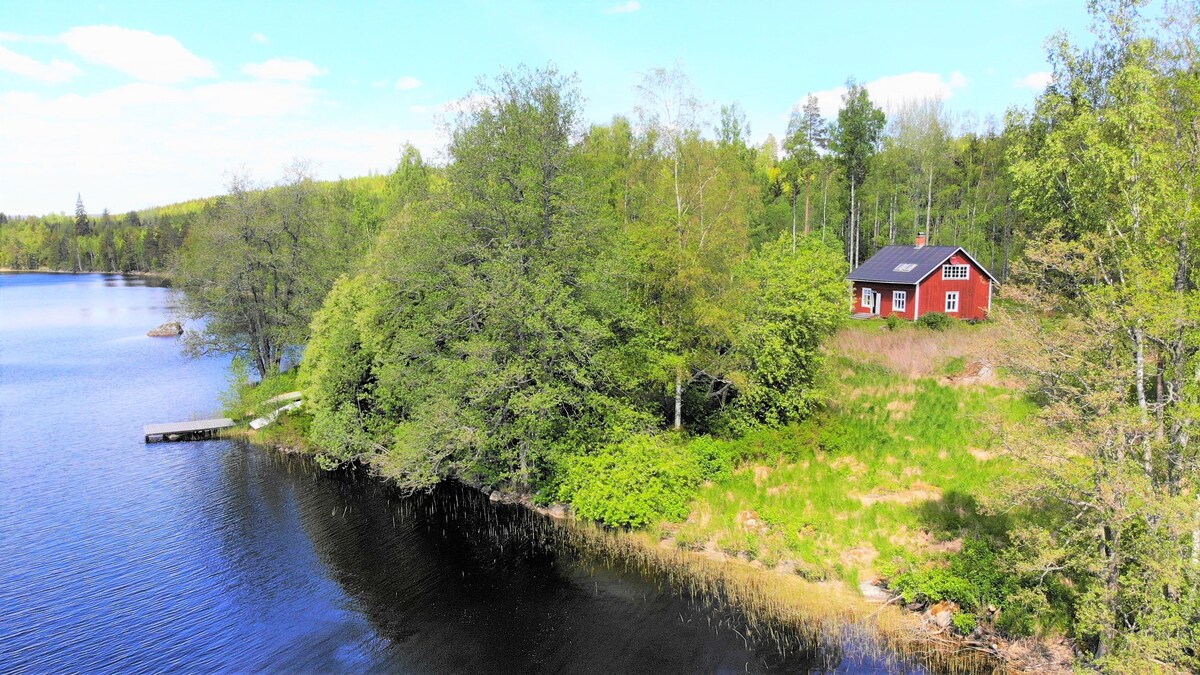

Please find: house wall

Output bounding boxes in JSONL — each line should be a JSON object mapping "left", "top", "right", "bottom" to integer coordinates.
{"left": 915, "top": 252, "right": 991, "bottom": 320}
{"left": 853, "top": 282, "right": 917, "bottom": 320}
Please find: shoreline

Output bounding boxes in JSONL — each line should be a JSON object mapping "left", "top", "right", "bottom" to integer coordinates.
{"left": 0, "top": 267, "right": 170, "bottom": 278}
{"left": 242, "top": 426, "right": 1010, "bottom": 673}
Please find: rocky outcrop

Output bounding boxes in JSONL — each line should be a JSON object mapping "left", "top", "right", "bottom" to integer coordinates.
{"left": 147, "top": 321, "right": 183, "bottom": 337}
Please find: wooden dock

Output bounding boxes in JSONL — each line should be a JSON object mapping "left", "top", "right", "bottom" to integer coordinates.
{"left": 144, "top": 418, "right": 234, "bottom": 443}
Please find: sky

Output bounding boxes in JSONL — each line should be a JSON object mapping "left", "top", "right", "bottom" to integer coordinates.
{"left": 0, "top": 0, "right": 1098, "bottom": 217}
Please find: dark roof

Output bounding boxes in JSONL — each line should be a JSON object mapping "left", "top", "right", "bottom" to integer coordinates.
{"left": 847, "top": 245, "right": 998, "bottom": 284}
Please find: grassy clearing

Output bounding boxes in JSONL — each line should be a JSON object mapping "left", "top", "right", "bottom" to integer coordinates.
{"left": 661, "top": 320, "right": 1031, "bottom": 584}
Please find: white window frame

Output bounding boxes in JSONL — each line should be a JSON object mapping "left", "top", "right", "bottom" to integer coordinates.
{"left": 942, "top": 264, "right": 970, "bottom": 280}
{"left": 861, "top": 287, "right": 874, "bottom": 312}
{"left": 893, "top": 290, "right": 907, "bottom": 312}
{"left": 945, "top": 291, "right": 959, "bottom": 313}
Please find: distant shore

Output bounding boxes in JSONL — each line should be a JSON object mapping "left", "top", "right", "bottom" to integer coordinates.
{"left": 0, "top": 268, "right": 170, "bottom": 279}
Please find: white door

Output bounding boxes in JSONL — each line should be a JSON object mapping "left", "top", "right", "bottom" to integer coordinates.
{"left": 863, "top": 288, "right": 879, "bottom": 315}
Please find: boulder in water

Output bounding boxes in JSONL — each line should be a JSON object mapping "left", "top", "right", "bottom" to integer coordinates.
{"left": 148, "top": 321, "right": 183, "bottom": 337}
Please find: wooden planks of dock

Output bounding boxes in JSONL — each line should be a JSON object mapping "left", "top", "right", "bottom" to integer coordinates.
{"left": 144, "top": 418, "right": 234, "bottom": 443}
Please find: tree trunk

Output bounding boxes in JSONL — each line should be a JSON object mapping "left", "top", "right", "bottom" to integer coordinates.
{"left": 803, "top": 175, "right": 812, "bottom": 235}
{"left": 925, "top": 166, "right": 934, "bottom": 238}
{"left": 849, "top": 180, "right": 856, "bottom": 268}
{"left": 674, "top": 371, "right": 683, "bottom": 431}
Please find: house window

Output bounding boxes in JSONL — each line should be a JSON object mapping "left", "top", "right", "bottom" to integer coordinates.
{"left": 893, "top": 290, "right": 907, "bottom": 312}
{"left": 945, "top": 291, "right": 959, "bottom": 313}
{"left": 942, "top": 264, "right": 970, "bottom": 280}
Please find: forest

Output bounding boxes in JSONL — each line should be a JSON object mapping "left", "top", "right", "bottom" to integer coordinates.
{"left": 6, "top": 1, "right": 1199, "bottom": 671}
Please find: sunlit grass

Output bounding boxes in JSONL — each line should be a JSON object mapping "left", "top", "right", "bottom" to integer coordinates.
{"left": 665, "top": 322, "right": 1033, "bottom": 584}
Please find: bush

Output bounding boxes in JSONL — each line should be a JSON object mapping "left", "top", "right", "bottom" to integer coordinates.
{"left": 917, "top": 312, "right": 953, "bottom": 331}
{"left": 885, "top": 314, "right": 903, "bottom": 331}
{"left": 559, "top": 434, "right": 717, "bottom": 528}
{"left": 952, "top": 611, "right": 978, "bottom": 635}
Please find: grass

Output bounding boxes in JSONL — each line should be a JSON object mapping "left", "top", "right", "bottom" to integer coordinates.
{"left": 661, "top": 320, "right": 1032, "bottom": 584}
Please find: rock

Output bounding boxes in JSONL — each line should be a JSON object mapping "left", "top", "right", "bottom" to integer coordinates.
{"left": 535, "top": 503, "right": 569, "bottom": 520}
{"left": 858, "top": 580, "right": 893, "bottom": 603}
{"left": 147, "top": 321, "right": 183, "bottom": 337}
{"left": 927, "top": 600, "right": 958, "bottom": 629}
{"left": 488, "top": 491, "right": 502, "bottom": 502}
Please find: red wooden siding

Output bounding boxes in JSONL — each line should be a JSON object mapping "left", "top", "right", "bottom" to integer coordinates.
{"left": 914, "top": 252, "right": 991, "bottom": 321}
{"left": 851, "top": 251, "right": 992, "bottom": 321}
{"left": 853, "top": 282, "right": 917, "bottom": 321}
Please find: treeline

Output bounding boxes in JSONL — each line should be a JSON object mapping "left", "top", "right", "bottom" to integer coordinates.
{"left": 0, "top": 202, "right": 190, "bottom": 272}
{"left": 0, "top": 175, "right": 399, "bottom": 274}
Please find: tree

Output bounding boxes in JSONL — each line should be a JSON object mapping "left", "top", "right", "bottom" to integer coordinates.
{"left": 1001, "top": 1, "right": 1200, "bottom": 667}
{"left": 304, "top": 66, "right": 658, "bottom": 490}
{"left": 175, "top": 163, "right": 339, "bottom": 378}
{"left": 830, "top": 81, "right": 885, "bottom": 268}
{"left": 74, "top": 193, "right": 91, "bottom": 237}
{"left": 725, "top": 233, "right": 848, "bottom": 431}
{"left": 782, "top": 94, "right": 826, "bottom": 247}
{"left": 632, "top": 66, "right": 754, "bottom": 431}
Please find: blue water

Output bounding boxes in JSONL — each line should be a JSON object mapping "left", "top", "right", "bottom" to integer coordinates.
{"left": 0, "top": 273, "right": 917, "bottom": 673}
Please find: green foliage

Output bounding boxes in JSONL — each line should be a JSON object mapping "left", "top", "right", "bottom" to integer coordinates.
{"left": 220, "top": 358, "right": 301, "bottom": 421}
{"left": 941, "top": 356, "right": 966, "bottom": 376}
{"left": 558, "top": 434, "right": 734, "bottom": 528}
{"left": 175, "top": 165, "right": 354, "bottom": 377}
{"left": 892, "top": 538, "right": 1017, "bottom": 611}
{"left": 916, "top": 312, "right": 953, "bottom": 331}
{"left": 951, "top": 612, "right": 977, "bottom": 636}
{"left": 884, "top": 314, "right": 902, "bottom": 331}
{"left": 724, "top": 233, "right": 848, "bottom": 432}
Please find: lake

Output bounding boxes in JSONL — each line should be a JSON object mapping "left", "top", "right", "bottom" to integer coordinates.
{"left": 0, "top": 273, "right": 917, "bottom": 673}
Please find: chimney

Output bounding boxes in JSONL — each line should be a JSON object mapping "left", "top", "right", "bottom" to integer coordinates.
{"left": 915, "top": 232, "right": 927, "bottom": 249}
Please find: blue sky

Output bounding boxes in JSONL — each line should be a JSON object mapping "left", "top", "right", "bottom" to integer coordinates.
{"left": 1, "top": 1, "right": 1096, "bottom": 216}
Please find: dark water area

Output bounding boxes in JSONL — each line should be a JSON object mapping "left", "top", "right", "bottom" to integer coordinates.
{"left": 0, "top": 273, "right": 920, "bottom": 674}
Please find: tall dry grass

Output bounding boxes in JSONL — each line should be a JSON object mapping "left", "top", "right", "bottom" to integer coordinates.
{"left": 831, "top": 322, "right": 1004, "bottom": 379}
{"left": 560, "top": 521, "right": 998, "bottom": 673}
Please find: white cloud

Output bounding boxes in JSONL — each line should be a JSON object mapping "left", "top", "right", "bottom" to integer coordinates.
{"left": 242, "top": 59, "right": 328, "bottom": 82}
{"left": 0, "top": 84, "right": 440, "bottom": 215}
{"left": 0, "top": 44, "right": 82, "bottom": 82}
{"left": 61, "top": 25, "right": 215, "bottom": 83}
{"left": 1015, "top": 71, "right": 1052, "bottom": 90}
{"left": 803, "top": 71, "right": 969, "bottom": 118}
{"left": 394, "top": 75, "right": 422, "bottom": 91}
{"left": 605, "top": 1, "right": 641, "bottom": 14}
{"left": 251, "top": 32, "right": 269, "bottom": 44}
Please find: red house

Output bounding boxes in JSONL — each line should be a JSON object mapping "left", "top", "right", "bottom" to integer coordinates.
{"left": 847, "top": 236, "right": 997, "bottom": 321}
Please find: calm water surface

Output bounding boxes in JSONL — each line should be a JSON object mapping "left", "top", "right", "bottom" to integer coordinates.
{"left": 0, "top": 273, "right": 916, "bottom": 674}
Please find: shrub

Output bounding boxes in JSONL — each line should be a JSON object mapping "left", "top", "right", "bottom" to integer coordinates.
{"left": 558, "top": 434, "right": 705, "bottom": 528}
{"left": 885, "top": 314, "right": 902, "bottom": 331}
{"left": 917, "top": 312, "right": 953, "bottom": 331}
{"left": 952, "top": 611, "right": 978, "bottom": 635}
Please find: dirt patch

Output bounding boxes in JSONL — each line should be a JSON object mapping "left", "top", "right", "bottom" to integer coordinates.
{"left": 840, "top": 544, "right": 879, "bottom": 567}
{"left": 969, "top": 447, "right": 995, "bottom": 461}
{"left": 737, "top": 510, "right": 770, "bottom": 535}
{"left": 885, "top": 398, "right": 915, "bottom": 420}
{"left": 753, "top": 465, "right": 772, "bottom": 486}
{"left": 888, "top": 526, "right": 961, "bottom": 555}
{"left": 944, "top": 360, "right": 998, "bottom": 387}
{"left": 855, "top": 483, "right": 943, "bottom": 507}
{"left": 830, "top": 455, "right": 868, "bottom": 476}
{"left": 765, "top": 484, "right": 795, "bottom": 496}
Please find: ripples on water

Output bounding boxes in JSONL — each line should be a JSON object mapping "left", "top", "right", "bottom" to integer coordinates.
{"left": 0, "top": 274, "right": 919, "bottom": 674}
